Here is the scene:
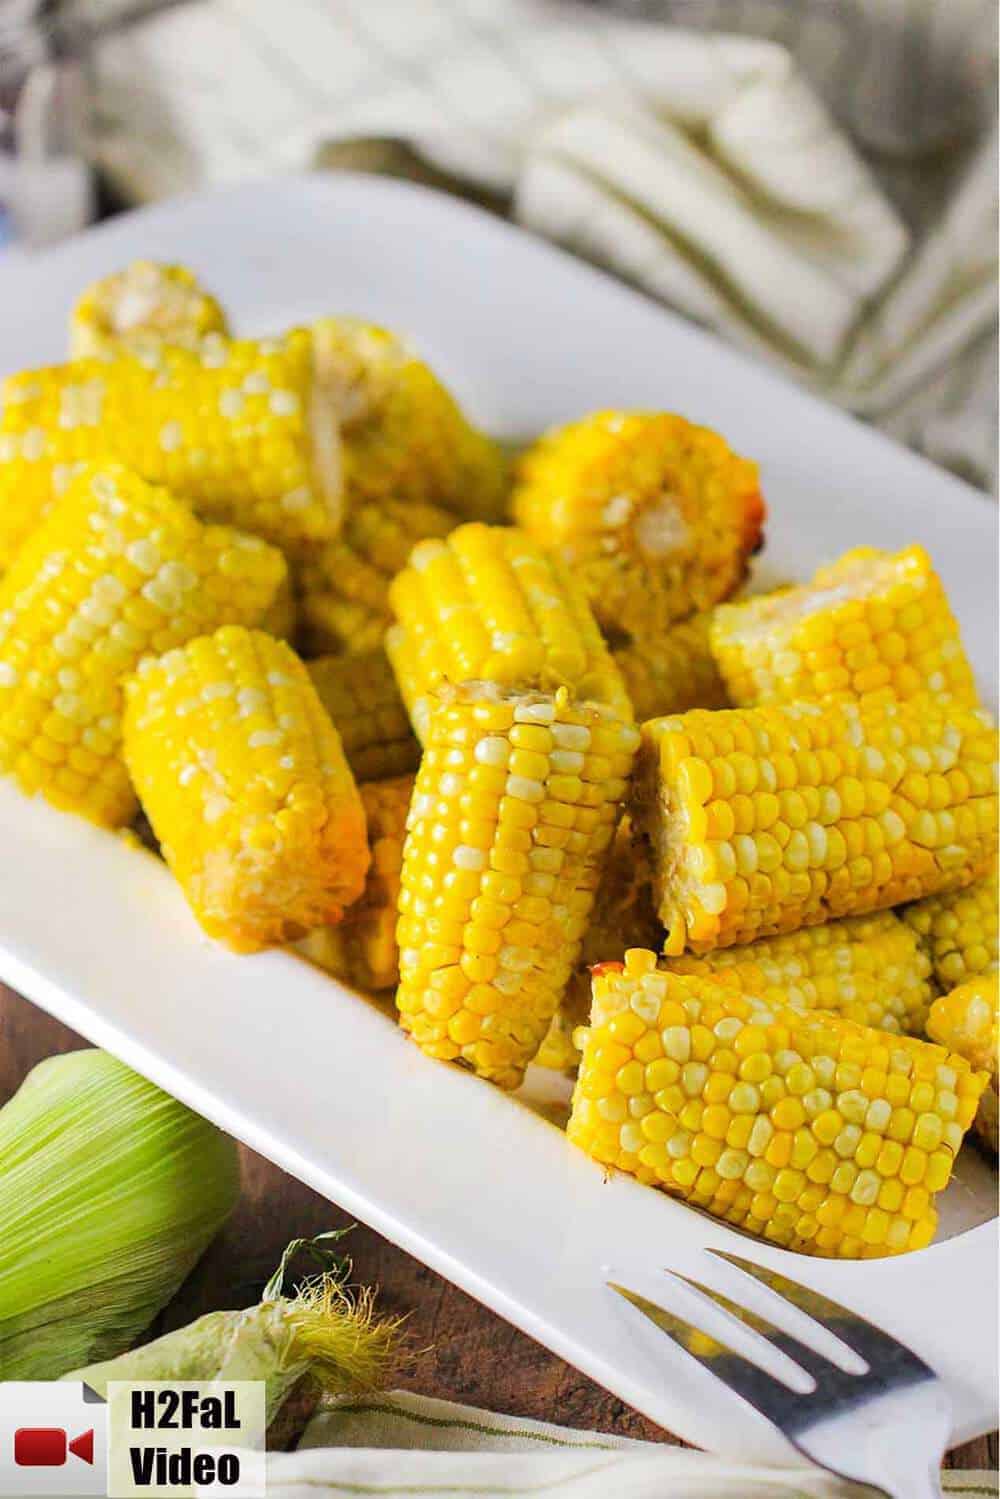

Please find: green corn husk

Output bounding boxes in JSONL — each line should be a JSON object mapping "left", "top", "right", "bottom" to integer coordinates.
{"left": 68, "top": 1234, "right": 402, "bottom": 1428}
{"left": 0, "top": 1049, "right": 240, "bottom": 1379}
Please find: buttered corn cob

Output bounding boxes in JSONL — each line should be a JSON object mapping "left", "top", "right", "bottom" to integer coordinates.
{"left": 123, "top": 627, "right": 368, "bottom": 951}
{"left": 667, "top": 912, "right": 934, "bottom": 1036}
{"left": 512, "top": 411, "right": 764, "bottom": 639}
{"left": 636, "top": 697, "right": 997, "bottom": 955}
{"left": 387, "top": 524, "right": 631, "bottom": 741}
{"left": 0, "top": 464, "right": 285, "bottom": 826}
{"left": 611, "top": 613, "right": 728, "bottom": 722}
{"left": 305, "top": 650, "right": 420, "bottom": 783}
{"left": 926, "top": 972, "right": 998, "bottom": 1150}
{"left": 395, "top": 683, "right": 640, "bottom": 1089}
{"left": 902, "top": 866, "right": 998, "bottom": 990}
{"left": 0, "top": 329, "right": 341, "bottom": 562}
{"left": 568, "top": 951, "right": 987, "bottom": 1257}
{"left": 711, "top": 546, "right": 978, "bottom": 709}
{"left": 69, "top": 261, "right": 229, "bottom": 358}
{"left": 298, "top": 774, "right": 413, "bottom": 991}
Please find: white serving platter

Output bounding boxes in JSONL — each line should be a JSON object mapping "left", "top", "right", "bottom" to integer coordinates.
{"left": 0, "top": 175, "right": 996, "bottom": 1461}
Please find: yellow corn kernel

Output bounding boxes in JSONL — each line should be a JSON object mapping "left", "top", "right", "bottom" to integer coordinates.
{"left": 68, "top": 261, "right": 229, "bottom": 358}
{"left": 512, "top": 410, "right": 764, "bottom": 639}
{"left": 635, "top": 696, "right": 997, "bottom": 954}
{"left": 0, "top": 329, "right": 340, "bottom": 560}
{"left": 569, "top": 956, "right": 987, "bottom": 1256}
{"left": 668, "top": 911, "right": 934, "bottom": 1036}
{"left": 305, "top": 650, "right": 420, "bottom": 782}
{"left": 298, "top": 774, "right": 413, "bottom": 991}
{"left": 122, "top": 627, "right": 368, "bottom": 951}
{"left": 387, "top": 523, "right": 631, "bottom": 741}
{"left": 902, "top": 865, "right": 998, "bottom": 990}
{"left": 395, "top": 683, "right": 640, "bottom": 1089}
{"left": 610, "top": 612, "right": 729, "bottom": 722}
{"left": 0, "top": 464, "right": 285, "bottom": 826}
{"left": 711, "top": 545, "right": 978, "bottom": 709}
{"left": 926, "top": 971, "right": 998, "bottom": 1152}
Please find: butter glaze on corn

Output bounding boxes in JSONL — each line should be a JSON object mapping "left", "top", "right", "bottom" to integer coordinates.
{"left": 667, "top": 912, "right": 934, "bottom": 1036}
{"left": 512, "top": 411, "right": 764, "bottom": 639}
{"left": 0, "top": 464, "right": 285, "bottom": 826}
{"left": 387, "top": 523, "right": 631, "bottom": 742}
{"left": 0, "top": 329, "right": 342, "bottom": 561}
{"left": 568, "top": 951, "right": 986, "bottom": 1257}
{"left": 306, "top": 650, "right": 420, "bottom": 782}
{"left": 712, "top": 545, "right": 978, "bottom": 708}
{"left": 298, "top": 774, "right": 413, "bottom": 991}
{"left": 902, "top": 865, "right": 998, "bottom": 990}
{"left": 926, "top": 971, "right": 998, "bottom": 1150}
{"left": 636, "top": 697, "right": 998, "bottom": 954}
{"left": 611, "top": 612, "right": 728, "bottom": 722}
{"left": 122, "top": 627, "right": 368, "bottom": 951}
{"left": 395, "top": 683, "right": 640, "bottom": 1089}
{"left": 69, "top": 261, "right": 229, "bottom": 358}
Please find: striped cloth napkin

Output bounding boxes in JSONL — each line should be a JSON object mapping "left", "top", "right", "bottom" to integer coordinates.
{"left": 89, "top": 0, "right": 997, "bottom": 488}
{"left": 233, "top": 1389, "right": 998, "bottom": 1497}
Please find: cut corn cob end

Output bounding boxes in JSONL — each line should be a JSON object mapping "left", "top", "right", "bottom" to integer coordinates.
{"left": 0, "top": 463, "right": 287, "bottom": 827}
{"left": 297, "top": 774, "right": 413, "bottom": 992}
{"left": 123, "top": 626, "right": 369, "bottom": 951}
{"left": 386, "top": 522, "right": 632, "bottom": 743}
{"left": 395, "top": 681, "right": 640, "bottom": 1090}
{"left": 902, "top": 864, "right": 998, "bottom": 991}
{"left": 711, "top": 544, "right": 979, "bottom": 709}
{"left": 512, "top": 410, "right": 764, "bottom": 639}
{"left": 568, "top": 951, "right": 987, "bottom": 1257}
{"left": 68, "top": 261, "right": 229, "bottom": 358}
{"left": 306, "top": 650, "right": 421, "bottom": 782}
{"left": 926, "top": 972, "right": 998, "bottom": 1151}
{"left": 636, "top": 697, "right": 998, "bottom": 955}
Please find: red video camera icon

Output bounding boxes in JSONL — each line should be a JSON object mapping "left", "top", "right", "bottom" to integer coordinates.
{"left": 14, "top": 1428, "right": 94, "bottom": 1466}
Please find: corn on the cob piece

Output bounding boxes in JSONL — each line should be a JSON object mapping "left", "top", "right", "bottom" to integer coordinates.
{"left": 305, "top": 650, "right": 420, "bottom": 783}
{"left": 926, "top": 972, "right": 998, "bottom": 1150}
{"left": 298, "top": 774, "right": 413, "bottom": 991}
{"left": 569, "top": 951, "right": 987, "bottom": 1257}
{"left": 611, "top": 613, "right": 728, "bottom": 722}
{"left": 0, "top": 464, "right": 286, "bottom": 826}
{"left": 395, "top": 683, "right": 640, "bottom": 1089}
{"left": 711, "top": 545, "right": 978, "bottom": 709}
{"left": 296, "top": 496, "right": 454, "bottom": 656}
{"left": 636, "top": 697, "right": 998, "bottom": 955}
{"left": 69, "top": 261, "right": 229, "bottom": 358}
{"left": 122, "top": 626, "right": 368, "bottom": 951}
{"left": 901, "top": 866, "right": 998, "bottom": 991}
{"left": 536, "top": 818, "right": 661, "bottom": 1072}
{"left": 667, "top": 912, "right": 934, "bottom": 1036}
{"left": 386, "top": 523, "right": 632, "bottom": 742}
{"left": 511, "top": 411, "right": 764, "bottom": 640}
{"left": 0, "top": 329, "right": 341, "bottom": 562}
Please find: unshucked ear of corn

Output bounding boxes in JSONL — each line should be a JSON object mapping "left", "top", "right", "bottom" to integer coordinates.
{"left": 123, "top": 627, "right": 369, "bottom": 951}
{"left": 69, "top": 261, "right": 229, "bottom": 359}
{"left": 568, "top": 952, "right": 987, "bottom": 1258}
{"left": 0, "top": 463, "right": 286, "bottom": 827}
{"left": 636, "top": 697, "right": 998, "bottom": 954}
{"left": 0, "top": 329, "right": 342, "bottom": 560}
{"left": 66, "top": 1232, "right": 401, "bottom": 1428}
{"left": 512, "top": 410, "right": 764, "bottom": 639}
{"left": 396, "top": 683, "right": 640, "bottom": 1089}
{"left": 711, "top": 545, "right": 978, "bottom": 709}
{"left": 926, "top": 971, "right": 998, "bottom": 1152}
{"left": 0, "top": 1049, "right": 239, "bottom": 1379}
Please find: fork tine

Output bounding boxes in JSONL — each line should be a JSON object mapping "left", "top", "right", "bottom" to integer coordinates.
{"left": 707, "top": 1250, "right": 932, "bottom": 1375}
{"left": 671, "top": 1271, "right": 852, "bottom": 1384}
{"left": 608, "top": 1281, "right": 809, "bottom": 1426}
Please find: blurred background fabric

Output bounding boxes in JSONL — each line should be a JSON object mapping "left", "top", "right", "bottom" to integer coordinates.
{"left": 65, "top": 0, "right": 1000, "bottom": 486}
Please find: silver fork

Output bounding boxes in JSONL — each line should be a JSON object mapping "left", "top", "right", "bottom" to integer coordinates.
{"left": 611, "top": 1249, "right": 951, "bottom": 1498}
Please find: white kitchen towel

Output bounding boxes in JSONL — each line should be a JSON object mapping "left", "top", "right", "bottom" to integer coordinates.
{"left": 238, "top": 1389, "right": 999, "bottom": 1497}
{"left": 89, "top": 0, "right": 996, "bottom": 484}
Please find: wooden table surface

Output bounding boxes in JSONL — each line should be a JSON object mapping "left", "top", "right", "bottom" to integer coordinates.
{"left": 2, "top": 982, "right": 996, "bottom": 1469}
